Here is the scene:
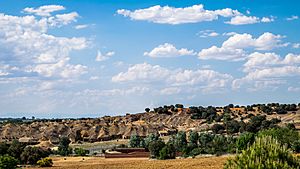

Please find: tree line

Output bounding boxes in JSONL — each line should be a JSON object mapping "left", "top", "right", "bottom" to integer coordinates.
{"left": 0, "top": 136, "right": 89, "bottom": 169}
{"left": 129, "top": 125, "right": 300, "bottom": 165}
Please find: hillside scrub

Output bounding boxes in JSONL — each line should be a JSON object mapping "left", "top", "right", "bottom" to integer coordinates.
{"left": 258, "top": 127, "right": 300, "bottom": 153}
{"left": 224, "top": 136, "right": 300, "bottom": 169}
{"left": 21, "top": 146, "right": 50, "bottom": 165}
{"left": 0, "top": 155, "right": 18, "bottom": 169}
{"left": 37, "top": 157, "right": 53, "bottom": 167}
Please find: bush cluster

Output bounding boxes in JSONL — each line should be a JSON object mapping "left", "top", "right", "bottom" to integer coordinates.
{"left": 147, "top": 103, "right": 299, "bottom": 122}
{"left": 212, "top": 115, "right": 281, "bottom": 134}
{"left": 37, "top": 157, "right": 53, "bottom": 167}
{"left": 130, "top": 125, "right": 300, "bottom": 160}
{"left": 0, "top": 155, "right": 18, "bottom": 169}
{"left": 0, "top": 140, "right": 50, "bottom": 165}
{"left": 74, "top": 148, "right": 89, "bottom": 156}
{"left": 224, "top": 136, "right": 300, "bottom": 169}
{"left": 0, "top": 136, "right": 74, "bottom": 167}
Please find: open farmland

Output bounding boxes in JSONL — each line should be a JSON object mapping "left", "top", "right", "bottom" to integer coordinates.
{"left": 27, "top": 156, "right": 228, "bottom": 169}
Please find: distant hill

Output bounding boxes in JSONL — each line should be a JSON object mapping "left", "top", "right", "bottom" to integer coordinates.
{"left": 0, "top": 103, "right": 299, "bottom": 146}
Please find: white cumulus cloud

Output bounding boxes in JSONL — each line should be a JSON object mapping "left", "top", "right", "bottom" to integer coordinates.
{"left": 53, "top": 12, "right": 79, "bottom": 25}
{"left": 0, "top": 8, "right": 88, "bottom": 79}
{"left": 75, "top": 24, "right": 88, "bottom": 29}
{"left": 112, "top": 63, "right": 170, "bottom": 82}
{"left": 222, "top": 32, "right": 284, "bottom": 50}
{"left": 95, "top": 50, "right": 115, "bottom": 61}
{"left": 198, "top": 32, "right": 285, "bottom": 61}
{"left": 117, "top": 4, "right": 241, "bottom": 24}
{"left": 261, "top": 16, "right": 275, "bottom": 23}
{"left": 197, "top": 30, "right": 219, "bottom": 38}
{"left": 23, "top": 5, "right": 65, "bottom": 17}
{"left": 233, "top": 52, "right": 300, "bottom": 90}
{"left": 244, "top": 52, "right": 300, "bottom": 72}
{"left": 144, "top": 43, "right": 196, "bottom": 58}
{"left": 168, "top": 69, "right": 233, "bottom": 88}
{"left": 112, "top": 63, "right": 233, "bottom": 93}
{"left": 286, "top": 15, "right": 299, "bottom": 21}
{"left": 292, "top": 43, "right": 300, "bottom": 49}
{"left": 198, "top": 46, "right": 247, "bottom": 61}
{"left": 226, "top": 15, "right": 260, "bottom": 25}
{"left": 226, "top": 15, "right": 274, "bottom": 25}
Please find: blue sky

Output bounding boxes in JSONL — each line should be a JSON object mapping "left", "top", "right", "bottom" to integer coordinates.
{"left": 0, "top": 0, "right": 300, "bottom": 118}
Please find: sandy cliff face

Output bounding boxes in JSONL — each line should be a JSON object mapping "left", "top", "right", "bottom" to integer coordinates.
{"left": 0, "top": 109, "right": 200, "bottom": 143}
{"left": 0, "top": 108, "right": 299, "bottom": 144}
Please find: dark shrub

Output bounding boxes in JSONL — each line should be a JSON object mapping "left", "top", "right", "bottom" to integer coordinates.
{"left": 148, "top": 140, "right": 165, "bottom": 158}
{"left": 0, "top": 143, "right": 9, "bottom": 156}
{"left": 21, "top": 146, "right": 50, "bottom": 165}
{"left": 211, "top": 124, "right": 225, "bottom": 134}
{"left": 58, "top": 137, "right": 72, "bottom": 156}
{"left": 7, "top": 140, "right": 26, "bottom": 161}
{"left": 159, "top": 144, "right": 176, "bottom": 160}
{"left": 0, "top": 155, "right": 18, "bottom": 169}
{"left": 74, "top": 148, "right": 89, "bottom": 156}
{"left": 37, "top": 157, "right": 53, "bottom": 167}
{"left": 236, "top": 132, "right": 255, "bottom": 151}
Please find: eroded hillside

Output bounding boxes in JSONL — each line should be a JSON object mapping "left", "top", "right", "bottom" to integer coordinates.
{"left": 1, "top": 104, "right": 299, "bottom": 145}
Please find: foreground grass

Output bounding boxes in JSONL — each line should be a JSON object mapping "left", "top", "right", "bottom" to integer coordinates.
{"left": 27, "top": 156, "right": 228, "bottom": 169}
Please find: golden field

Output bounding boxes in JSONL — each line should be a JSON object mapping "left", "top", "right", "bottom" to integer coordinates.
{"left": 27, "top": 156, "right": 228, "bottom": 169}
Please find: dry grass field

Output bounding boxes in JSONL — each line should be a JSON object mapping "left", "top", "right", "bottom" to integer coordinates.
{"left": 27, "top": 156, "right": 228, "bottom": 169}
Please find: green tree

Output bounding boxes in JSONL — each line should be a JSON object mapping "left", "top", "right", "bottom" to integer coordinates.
{"left": 0, "top": 143, "right": 9, "bottom": 156}
{"left": 159, "top": 144, "right": 176, "bottom": 160}
{"left": 286, "top": 123, "right": 296, "bottom": 130}
{"left": 148, "top": 139, "right": 165, "bottom": 158}
{"left": 226, "top": 136, "right": 237, "bottom": 154}
{"left": 211, "top": 124, "right": 225, "bottom": 134}
{"left": 175, "top": 104, "right": 184, "bottom": 109}
{"left": 226, "top": 120, "right": 240, "bottom": 134}
{"left": 292, "top": 140, "right": 300, "bottom": 153}
{"left": 20, "top": 146, "right": 50, "bottom": 165}
{"left": 139, "top": 139, "right": 146, "bottom": 148}
{"left": 174, "top": 131, "right": 187, "bottom": 152}
{"left": 144, "top": 134, "right": 159, "bottom": 149}
{"left": 236, "top": 132, "right": 255, "bottom": 152}
{"left": 74, "top": 148, "right": 89, "bottom": 156}
{"left": 0, "top": 155, "right": 18, "bottom": 169}
{"left": 129, "top": 135, "right": 142, "bottom": 148}
{"left": 211, "top": 135, "right": 227, "bottom": 155}
{"left": 223, "top": 111, "right": 231, "bottom": 134}
{"left": 258, "top": 127, "right": 300, "bottom": 151}
{"left": 7, "top": 140, "right": 26, "bottom": 161}
{"left": 245, "top": 115, "right": 267, "bottom": 133}
{"left": 189, "top": 131, "right": 199, "bottom": 147}
{"left": 224, "top": 136, "right": 300, "bottom": 169}
{"left": 199, "top": 133, "right": 214, "bottom": 149}
{"left": 58, "top": 136, "right": 72, "bottom": 156}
